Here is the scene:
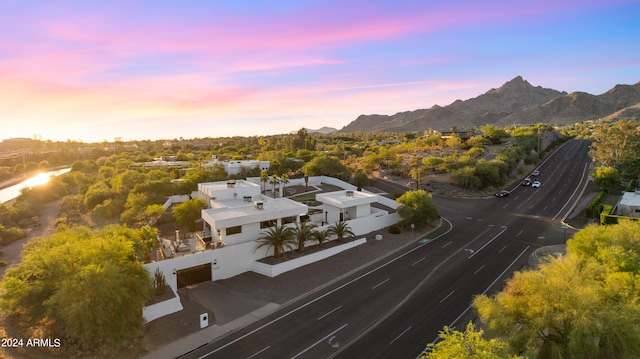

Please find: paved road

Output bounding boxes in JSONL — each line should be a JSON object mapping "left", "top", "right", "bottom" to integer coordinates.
{"left": 185, "top": 139, "right": 591, "bottom": 359}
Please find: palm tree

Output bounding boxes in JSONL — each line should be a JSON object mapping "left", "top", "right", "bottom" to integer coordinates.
{"left": 293, "top": 221, "right": 316, "bottom": 253}
{"left": 280, "top": 173, "right": 290, "bottom": 197}
{"left": 269, "top": 174, "right": 280, "bottom": 198}
{"left": 255, "top": 225, "right": 295, "bottom": 258}
{"left": 260, "top": 170, "right": 269, "bottom": 194}
{"left": 327, "top": 221, "right": 355, "bottom": 243}
{"left": 312, "top": 229, "right": 330, "bottom": 248}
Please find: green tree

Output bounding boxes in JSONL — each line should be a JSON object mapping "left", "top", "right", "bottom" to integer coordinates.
{"left": 280, "top": 173, "right": 290, "bottom": 196}
{"left": 0, "top": 225, "right": 151, "bottom": 353}
{"left": 302, "top": 154, "right": 350, "bottom": 180}
{"left": 312, "top": 229, "right": 330, "bottom": 248}
{"left": 112, "top": 169, "right": 146, "bottom": 195}
{"left": 423, "top": 157, "right": 445, "bottom": 172}
{"left": 589, "top": 120, "right": 640, "bottom": 177}
{"left": 83, "top": 181, "right": 116, "bottom": 211}
{"left": 567, "top": 219, "right": 640, "bottom": 273}
{"left": 353, "top": 172, "right": 370, "bottom": 191}
{"left": 142, "top": 204, "right": 167, "bottom": 226}
{"left": 445, "top": 133, "right": 462, "bottom": 150}
{"left": 474, "top": 253, "right": 640, "bottom": 358}
{"left": 260, "top": 169, "right": 269, "bottom": 194}
{"left": 396, "top": 190, "right": 440, "bottom": 228}
{"left": 453, "top": 166, "right": 482, "bottom": 190}
{"left": 173, "top": 198, "right": 206, "bottom": 232}
{"left": 255, "top": 225, "right": 296, "bottom": 258}
{"left": 423, "top": 322, "right": 520, "bottom": 359}
{"left": 481, "top": 124, "right": 509, "bottom": 144}
{"left": 327, "top": 221, "right": 355, "bottom": 243}
{"left": 269, "top": 174, "right": 280, "bottom": 198}
{"left": 593, "top": 166, "right": 621, "bottom": 192}
{"left": 293, "top": 221, "right": 316, "bottom": 252}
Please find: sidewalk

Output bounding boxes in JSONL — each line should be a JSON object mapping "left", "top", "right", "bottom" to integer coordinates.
{"left": 141, "top": 224, "right": 436, "bottom": 359}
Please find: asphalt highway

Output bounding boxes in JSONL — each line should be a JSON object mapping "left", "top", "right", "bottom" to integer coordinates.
{"left": 186, "top": 139, "right": 592, "bottom": 359}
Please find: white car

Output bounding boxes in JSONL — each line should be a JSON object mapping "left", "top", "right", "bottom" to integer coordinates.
{"left": 532, "top": 181, "right": 541, "bottom": 188}
{"left": 532, "top": 169, "right": 540, "bottom": 176}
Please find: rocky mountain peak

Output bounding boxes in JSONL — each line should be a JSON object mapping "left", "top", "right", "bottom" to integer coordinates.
{"left": 338, "top": 77, "right": 640, "bottom": 133}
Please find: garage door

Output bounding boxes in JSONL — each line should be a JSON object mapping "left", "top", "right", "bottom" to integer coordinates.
{"left": 176, "top": 263, "right": 212, "bottom": 288}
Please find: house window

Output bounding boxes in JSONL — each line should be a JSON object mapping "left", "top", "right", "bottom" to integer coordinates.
{"left": 260, "top": 219, "right": 277, "bottom": 229}
{"left": 226, "top": 226, "right": 242, "bottom": 236}
{"left": 282, "top": 216, "right": 296, "bottom": 225}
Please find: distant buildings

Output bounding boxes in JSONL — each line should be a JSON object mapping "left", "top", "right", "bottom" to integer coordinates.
{"left": 204, "top": 155, "right": 270, "bottom": 176}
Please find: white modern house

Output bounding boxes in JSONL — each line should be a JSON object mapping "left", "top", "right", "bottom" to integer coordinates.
{"left": 142, "top": 176, "right": 399, "bottom": 322}
{"left": 197, "top": 180, "right": 308, "bottom": 246}
{"left": 317, "top": 189, "right": 380, "bottom": 224}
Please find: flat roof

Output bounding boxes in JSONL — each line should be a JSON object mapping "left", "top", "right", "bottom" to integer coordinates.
{"left": 199, "top": 180, "right": 260, "bottom": 192}
{"left": 317, "top": 190, "right": 378, "bottom": 208}
{"left": 619, "top": 191, "right": 640, "bottom": 206}
{"left": 201, "top": 197, "right": 308, "bottom": 228}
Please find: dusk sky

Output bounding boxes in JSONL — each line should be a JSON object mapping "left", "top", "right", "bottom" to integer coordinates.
{"left": 2, "top": 1, "right": 639, "bottom": 143}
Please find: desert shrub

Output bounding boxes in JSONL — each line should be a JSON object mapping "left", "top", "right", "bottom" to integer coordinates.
{"left": 0, "top": 225, "right": 27, "bottom": 245}
{"left": 388, "top": 225, "right": 401, "bottom": 235}
{"left": 152, "top": 267, "right": 168, "bottom": 296}
{"left": 585, "top": 191, "right": 605, "bottom": 218}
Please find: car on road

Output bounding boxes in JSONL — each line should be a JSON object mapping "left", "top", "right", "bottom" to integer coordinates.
{"left": 495, "top": 190, "right": 509, "bottom": 197}
{"left": 522, "top": 177, "right": 532, "bottom": 186}
{"left": 532, "top": 181, "right": 541, "bottom": 188}
{"left": 532, "top": 169, "right": 540, "bottom": 176}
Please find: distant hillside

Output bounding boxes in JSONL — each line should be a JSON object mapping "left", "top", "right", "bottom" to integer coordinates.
{"left": 496, "top": 82, "right": 640, "bottom": 126}
{"left": 294, "top": 127, "right": 337, "bottom": 134}
{"left": 339, "top": 77, "right": 640, "bottom": 132}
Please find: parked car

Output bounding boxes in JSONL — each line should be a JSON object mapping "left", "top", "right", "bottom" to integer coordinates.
{"left": 532, "top": 181, "right": 541, "bottom": 188}
{"left": 495, "top": 190, "right": 510, "bottom": 197}
{"left": 522, "top": 177, "right": 532, "bottom": 186}
{"left": 532, "top": 169, "right": 540, "bottom": 176}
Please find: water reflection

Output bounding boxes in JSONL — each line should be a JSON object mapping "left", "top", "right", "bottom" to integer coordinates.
{"left": 0, "top": 168, "right": 71, "bottom": 203}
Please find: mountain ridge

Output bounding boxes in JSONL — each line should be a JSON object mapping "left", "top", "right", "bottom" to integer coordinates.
{"left": 339, "top": 77, "right": 640, "bottom": 132}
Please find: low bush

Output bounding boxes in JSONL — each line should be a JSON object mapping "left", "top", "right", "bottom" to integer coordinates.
{"left": 585, "top": 191, "right": 605, "bottom": 218}
{"left": 388, "top": 224, "right": 401, "bottom": 234}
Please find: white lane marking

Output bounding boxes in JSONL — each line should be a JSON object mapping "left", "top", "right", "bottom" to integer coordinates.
{"left": 445, "top": 245, "right": 531, "bottom": 332}
{"left": 290, "top": 323, "right": 348, "bottom": 359}
{"left": 553, "top": 162, "right": 589, "bottom": 220}
{"left": 498, "top": 245, "right": 507, "bottom": 253}
{"left": 468, "top": 227, "right": 508, "bottom": 259}
{"left": 412, "top": 257, "right": 425, "bottom": 266}
{"left": 317, "top": 306, "right": 342, "bottom": 321}
{"left": 516, "top": 230, "right": 523, "bottom": 237}
{"left": 439, "top": 290, "right": 456, "bottom": 303}
{"left": 247, "top": 346, "right": 270, "bottom": 359}
{"left": 442, "top": 241, "right": 452, "bottom": 248}
{"left": 198, "top": 217, "right": 455, "bottom": 358}
{"left": 391, "top": 326, "right": 412, "bottom": 344}
{"left": 372, "top": 278, "right": 390, "bottom": 290}
{"left": 473, "top": 265, "right": 485, "bottom": 275}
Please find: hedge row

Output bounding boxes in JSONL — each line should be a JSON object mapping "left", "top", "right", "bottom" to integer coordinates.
{"left": 585, "top": 191, "right": 605, "bottom": 218}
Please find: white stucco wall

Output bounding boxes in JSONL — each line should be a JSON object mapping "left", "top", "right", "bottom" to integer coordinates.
{"left": 142, "top": 290, "right": 183, "bottom": 323}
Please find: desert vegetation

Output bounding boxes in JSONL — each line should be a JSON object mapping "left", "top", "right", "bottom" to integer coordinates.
{"left": 2, "top": 119, "right": 638, "bottom": 356}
